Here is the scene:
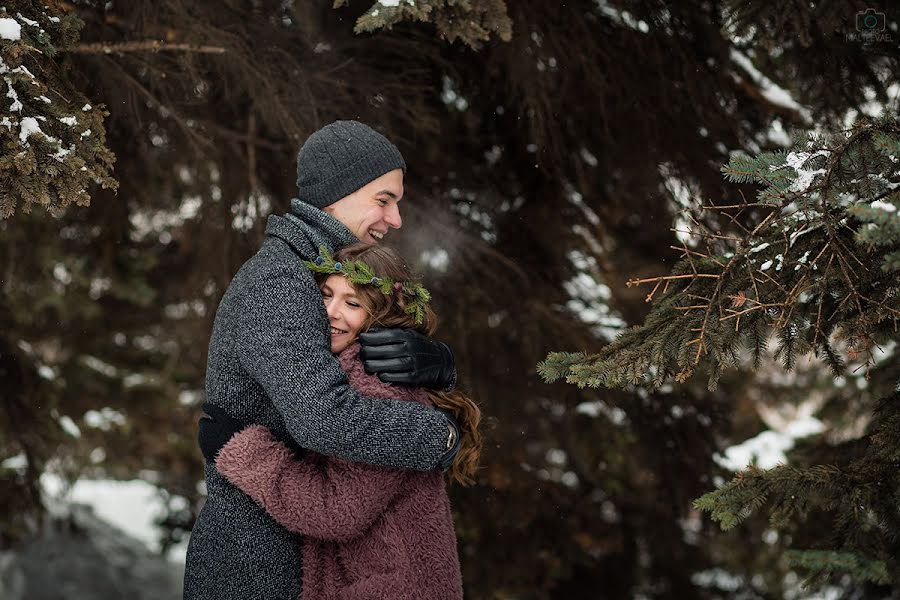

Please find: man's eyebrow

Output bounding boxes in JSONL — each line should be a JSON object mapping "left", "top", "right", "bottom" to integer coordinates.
{"left": 375, "top": 190, "right": 399, "bottom": 200}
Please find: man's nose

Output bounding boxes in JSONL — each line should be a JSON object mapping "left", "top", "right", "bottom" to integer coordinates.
{"left": 384, "top": 202, "right": 402, "bottom": 229}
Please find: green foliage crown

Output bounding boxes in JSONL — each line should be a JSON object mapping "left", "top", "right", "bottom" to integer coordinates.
{"left": 304, "top": 245, "right": 431, "bottom": 325}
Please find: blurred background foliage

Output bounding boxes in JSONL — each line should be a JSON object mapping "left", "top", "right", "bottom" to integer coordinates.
{"left": 1, "top": 0, "right": 898, "bottom": 598}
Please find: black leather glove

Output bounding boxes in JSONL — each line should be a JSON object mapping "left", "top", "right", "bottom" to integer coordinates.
{"left": 198, "top": 403, "right": 246, "bottom": 462}
{"left": 358, "top": 328, "right": 456, "bottom": 389}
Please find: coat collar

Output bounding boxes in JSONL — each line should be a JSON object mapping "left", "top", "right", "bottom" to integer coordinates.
{"left": 265, "top": 199, "right": 358, "bottom": 260}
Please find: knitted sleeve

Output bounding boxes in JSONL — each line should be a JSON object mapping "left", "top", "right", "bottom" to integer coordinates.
{"left": 235, "top": 271, "right": 449, "bottom": 471}
{"left": 216, "top": 425, "right": 408, "bottom": 543}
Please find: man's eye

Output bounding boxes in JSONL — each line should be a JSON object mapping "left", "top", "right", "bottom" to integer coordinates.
{"left": 376, "top": 198, "right": 388, "bottom": 206}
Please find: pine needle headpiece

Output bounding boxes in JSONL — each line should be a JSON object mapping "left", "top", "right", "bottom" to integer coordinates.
{"left": 304, "top": 245, "right": 431, "bottom": 325}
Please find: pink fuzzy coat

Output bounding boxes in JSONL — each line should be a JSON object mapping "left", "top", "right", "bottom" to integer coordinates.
{"left": 215, "top": 343, "right": 464, "bottom": 600}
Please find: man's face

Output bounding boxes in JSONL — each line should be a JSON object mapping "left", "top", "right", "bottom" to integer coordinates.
{"left": 324, "top": 169, "right": 404, "bottom": 244}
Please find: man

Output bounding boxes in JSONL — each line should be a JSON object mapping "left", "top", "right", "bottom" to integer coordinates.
{"left": 183, "top": 121, "right": 459, "bottom": 600}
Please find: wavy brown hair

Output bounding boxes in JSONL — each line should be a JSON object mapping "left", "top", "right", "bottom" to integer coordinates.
{"left": 317, "top": 243, "right": 482, "bottom": 486}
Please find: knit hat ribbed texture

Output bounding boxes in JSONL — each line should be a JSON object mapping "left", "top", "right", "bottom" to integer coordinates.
{"left": 296, "top": 120, "right": 406, "bottom": 209}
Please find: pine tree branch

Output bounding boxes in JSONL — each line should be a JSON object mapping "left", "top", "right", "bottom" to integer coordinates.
{"left": 66, "top": 40, "right": 226, "bottom": 54}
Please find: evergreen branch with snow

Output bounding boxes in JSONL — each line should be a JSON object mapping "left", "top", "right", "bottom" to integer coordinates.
{"left": 337, "top": 0, "right": 512, "bottom": 48}
{"left": 693, "top": 391, "right": 900, "bottom": 584}
{"left": 539, "top": 117, "right": 900, "bottom": 392}
{"left": 541, "top": 116, "right": 900, "bottom": 585}
{"left": 0, "top": 0, "right": 117, "bottom": 219}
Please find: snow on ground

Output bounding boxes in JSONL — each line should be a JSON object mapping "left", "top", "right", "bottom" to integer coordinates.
{"left": 39, "top": 474, "right": 189, "bottom": 565}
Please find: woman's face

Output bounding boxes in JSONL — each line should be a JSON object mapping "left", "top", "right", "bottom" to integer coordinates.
{"left": 321, "top": 275, "right": 368, "bottom": 354}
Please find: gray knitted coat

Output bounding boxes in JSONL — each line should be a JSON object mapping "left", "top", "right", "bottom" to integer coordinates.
{"left": 183, "top": 201, "right": 451, "bottom": 600}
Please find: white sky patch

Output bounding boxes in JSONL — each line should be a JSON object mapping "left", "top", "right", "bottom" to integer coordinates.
{"left": 576, "top": 400, "right": 628, "bottom": 425}
{"left": 567, "top": 187, "right": 601, "bottom": 226}
{"left": 52, "top": 262, "right": 72, "bottom": 284}
{"left": 729, "top": 49, "right": 812, "bottom": 123}
{"left": 440, "top": 76, "right": 468, "bottom": 111}
{"left": 420, "top": 247, "right": 449, "bottom": 272}
{"left": 545, "top": 448, "right": 567, "bottom": 466}
{"left": 579, "top": 147, "right": 598, "bottom": 166}
{"left": 231, "top": 190, "right": 270, "bottom": 232}
{"left": 178, "top": 389, "right": 203, "bottom": 406}
{"left": 58, "top": 415, "right": 81, "bottom": 438}
{"left": 871, "top": 340, "right": 896, "bottom": 367}
{"left": 2, "top": 453, "right": 27, "bottom": 471}
{"left": 715, "top": 416, "right": 824, "bottom": 471}
{"left": 766, "top": 119, "right": 791, "bottom": 147}
{"left": 564, "top": 250, "right": 626, "bottom": 342}
{"left": 81, "top": 355, "right": 119, "bottom": 377}
{"left": 131, "top": 195, "right": 204, "bottom": 241}
{"left": 594, "top": 0, "right": 650, "bottom": 32}
{"left": 660, "top": 164, "right": 701, "bottom": 247}
{"left": 58, "top": 115, "right": 77, "bottom": 126}
{"left": 692, "top": 568, "right": 743, "bottom": 592}
{"left": 0, "top": 18, "right": 21, "bottom": 40}
{"left": 83, "top": 407, "right": 127, "bottom": 430}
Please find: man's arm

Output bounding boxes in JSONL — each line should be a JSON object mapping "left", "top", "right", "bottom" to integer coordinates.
{"left": 216, "top": 425, "right": 407, "bottom": 542}
{"left": 236, "top": 271, "right": 453, "bottom": 471}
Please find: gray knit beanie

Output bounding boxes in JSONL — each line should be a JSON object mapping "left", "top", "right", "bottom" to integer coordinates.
{"left": 295, "top": 120, "right": 407, "bottom": 209}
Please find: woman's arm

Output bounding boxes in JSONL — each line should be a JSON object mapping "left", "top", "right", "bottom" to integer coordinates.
{"left": 215, "top": 424, "right": 407, "bottom": 543}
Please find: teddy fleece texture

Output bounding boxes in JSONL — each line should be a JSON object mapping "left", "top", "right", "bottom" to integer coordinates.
{"left": 216, "top": 343, "right": 464, "bottom": 600}
{"left": 183, "top": 202, "right": 454, "bottom": 600}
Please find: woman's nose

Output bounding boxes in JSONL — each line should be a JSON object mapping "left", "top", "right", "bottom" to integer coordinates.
{"left": 325, "top": 298, "right": 340, "bottom": 320}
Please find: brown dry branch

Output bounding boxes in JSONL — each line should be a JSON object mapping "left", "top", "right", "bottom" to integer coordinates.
{"left": 67, "top": 40, "right": 226, "bottom": 54}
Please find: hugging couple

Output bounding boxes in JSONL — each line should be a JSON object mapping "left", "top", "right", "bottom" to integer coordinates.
{"left": 183, "top": 120, "right": 482, "bottom": 600}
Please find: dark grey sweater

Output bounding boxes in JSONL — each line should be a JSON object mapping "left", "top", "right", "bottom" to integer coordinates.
{"left": 183, "top": 201, "right": 451, "bottom": 600}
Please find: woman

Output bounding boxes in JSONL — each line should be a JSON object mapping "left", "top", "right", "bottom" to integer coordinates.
{"left": 200, "top": 243, "right": 481, "bottom": 600}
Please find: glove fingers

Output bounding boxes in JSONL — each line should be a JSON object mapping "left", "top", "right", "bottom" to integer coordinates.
{"left": 377, "top": 371, "right": 416, "bottom": 384}
{"left": 358, "top": 328, "right": 406, "bottom": 345}
{"left": 359, "top": 342, "right": 409, "bottom": 361}
{"left": 362, "top": 357, "right": 415, "bottom": 374}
